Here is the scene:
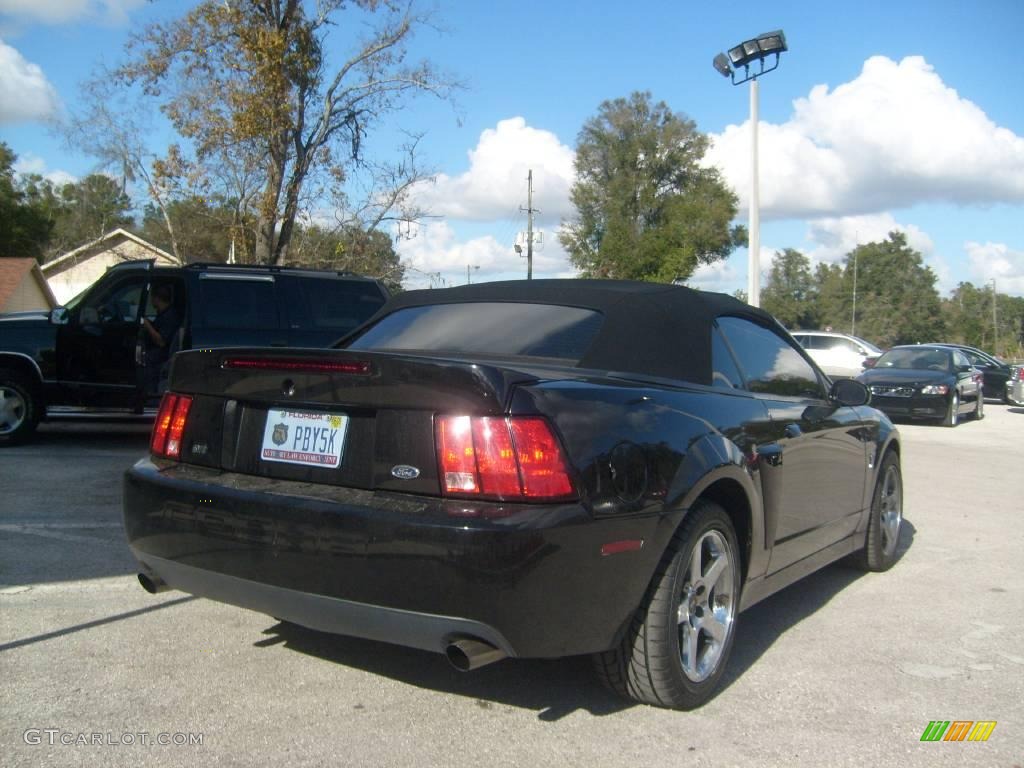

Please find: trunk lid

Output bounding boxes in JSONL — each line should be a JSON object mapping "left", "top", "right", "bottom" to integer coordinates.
{"left": 168, "top": 347, "right": 547, "bottom": 496}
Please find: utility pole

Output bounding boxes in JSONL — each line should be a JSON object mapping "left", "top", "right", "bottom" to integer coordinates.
{"left": 991, "top": 278, "right": 999, "bottom": 354}
{"left": 519, "top": 169, "right": 539, "bottom": 280}
{"left": 851, "top": 245, "right": 858, "bottom": 336}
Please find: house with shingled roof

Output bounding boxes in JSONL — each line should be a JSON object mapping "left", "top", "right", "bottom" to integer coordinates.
{"left": 41, "top": 228, "right": 178, "bottom": 305}
{"left": 0, "top": 258, "right": 58, "bottom": 314}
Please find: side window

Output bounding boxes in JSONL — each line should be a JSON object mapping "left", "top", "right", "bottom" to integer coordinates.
{"left": 79, "top": 277, "right": 146, "bottom": 324}
{"left": 711, "top": 325, "right": 744, "bottom": 389}
{"left": 791, "top": 334, "right": 808, "bottom": 348}
{"left": 953, "top": 351, "right": 970, "bottom": 370}
{"left": 718, "top": 316, "right": 824, "bottom": 399}
{"left": 198, "top": 277, "right": 279, "bottom": 330}
{"left": 284, "top": 278, "right": 387, "bottom": 333}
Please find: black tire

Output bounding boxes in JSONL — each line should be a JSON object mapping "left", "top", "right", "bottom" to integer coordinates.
{"left": 0, "top": 369, "right": 40, "bottom": 446}
{"left": 593, "top": 499, "right": 741, "bottom": 710}
{"left": 852, "top": 451, "right": 903, "bottom": 572}
{"left": 943, "top": 390, "right": 959, "bottom": 427}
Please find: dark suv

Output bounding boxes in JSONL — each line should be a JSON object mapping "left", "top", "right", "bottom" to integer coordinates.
{"left": 0, "top": 261, "right": 389, "bottom": 444}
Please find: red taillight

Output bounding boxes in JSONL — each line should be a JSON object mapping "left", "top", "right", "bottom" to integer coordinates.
{"left": 435, "top": 415, "right": 576, "bottom": 502}
{"left": 150, "top": 393, "right": 192, "bottom": 459}
{"left": 509, "top": 418, "right": 575, "bottom": 498}
{"left": 222, "top": 357, "right": 372, "bottom": 375}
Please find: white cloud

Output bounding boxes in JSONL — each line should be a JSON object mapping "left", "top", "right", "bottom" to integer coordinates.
{"left": 13, "top": 151, "right": 76, "bottom": 186}
{"left": 0, "top": 39, "right": 59, "bottom": 123}
{"left": 705, "top": 56, "right": 1024, "bottom": 218}
{"left": 804, "top": 214, "right": 934, "bottom": 265}
{"left": 0, "top": 0, "right": 143, "bottom": 25}
{"left": 685, "top": 259, "right": 743, "bottom": 295}
{"left": 966, "top": 241, "right": 1024, "bottom": 296}
{"left": 412, "top": 117, "right": 575, "bottom": 223}
{"left": 396, "top": 220, "right": 573, "bottom": 288}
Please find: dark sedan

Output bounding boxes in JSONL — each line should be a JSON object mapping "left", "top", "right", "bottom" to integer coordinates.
{"left": 857, "top": 345, "right": 983, "bottom": 426}
{"left": 926, "top": 343, "right": 1018, "bottom": 403}
{"left": 123, "top": 280, "right": 902, "bottom": 710}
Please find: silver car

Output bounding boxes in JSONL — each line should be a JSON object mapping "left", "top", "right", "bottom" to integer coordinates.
{"left": 790, "top": 330, "right": 882, "bottom": 379}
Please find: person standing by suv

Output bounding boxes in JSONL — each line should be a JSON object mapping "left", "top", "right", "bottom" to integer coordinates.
{"left": 141, "top": 283, "right": 181, "bottom": 394}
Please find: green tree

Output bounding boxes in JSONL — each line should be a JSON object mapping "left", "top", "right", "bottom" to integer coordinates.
{"left": 138, "top": 195, "right": 244, "bottom": 264}
{"left": 0, "top": 144, "right": 54, "bottom": 261}
{"left": 762, "top": 248, "right": 816, "bottom": 329}
{"left": 48, "top": 174, "right": 135, "bottom": 254}
{"left": 847, "top": 232, "right": 944, "bottom": 346}
{"left": 290, "top": 224, "right": 404, "bottom": 292}
{"left": 560, "top": 92, "right": 743, "bottom": 283}
{"left": 811, "top": 262, "right": 851, "bottom": 333}
{"left": 941, "top": 283, "right": 1024, "bottom": 359}
{"left": 109, "top": 1, "right": 456, "bottom": 266}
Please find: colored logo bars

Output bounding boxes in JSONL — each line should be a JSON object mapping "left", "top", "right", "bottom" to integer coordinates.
{"left": 920, "top": 721, "right": 997, "bottom": 742}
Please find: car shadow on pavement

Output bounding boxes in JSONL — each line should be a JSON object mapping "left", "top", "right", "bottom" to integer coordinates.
{"left": 254, "top": 519, "right": 916, "bottom": 719}
{"left": 1008, "top": 408, "right": 1024, "bottom": 415}
{"left": 257, "top": 622, "right": 632, "bottom": 720}
{"left": 719, "top": 518, "right": 917, "bottom": 695}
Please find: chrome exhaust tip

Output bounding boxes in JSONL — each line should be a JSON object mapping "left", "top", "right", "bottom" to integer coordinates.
{"left": 445, "top": 637, "right": 507, "bottom": 672}
{"left": 137, "top": 572, "right": 169, "bottom": 594}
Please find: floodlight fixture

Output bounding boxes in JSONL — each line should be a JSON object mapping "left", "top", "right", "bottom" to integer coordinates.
{"left": 713, "top": 53, "right": 732, "bottom": 78}
{"left": 711, "top": 28, "right": 787, "bottom": 308}
{"left": 716, "top": 30, "right": 787, "bottom": 85}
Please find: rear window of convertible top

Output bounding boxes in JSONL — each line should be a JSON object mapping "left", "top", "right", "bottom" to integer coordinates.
{"left": 344, "top": 302, "right": 604, "bottom": 362}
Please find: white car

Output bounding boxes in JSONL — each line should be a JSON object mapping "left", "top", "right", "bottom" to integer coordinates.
{"left": 790, "top": 330, "right": 882, "bottom": 379}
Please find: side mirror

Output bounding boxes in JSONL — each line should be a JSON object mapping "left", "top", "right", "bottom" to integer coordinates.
{"left": 830, "top": 378, "right": 870, "bottom": 407}
{"left": 49, "top": 307, "right": 69, "bottom": 326}
{"left": 955, "top": 364, "right": 972, "bottom": 373}
{"left": 861, "top": 357, "right": 877, "bottom": 369}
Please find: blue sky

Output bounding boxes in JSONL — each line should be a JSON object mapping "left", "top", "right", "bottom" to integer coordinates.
{"left": 2, "top": 0, "right": 1023, "bottom": 296}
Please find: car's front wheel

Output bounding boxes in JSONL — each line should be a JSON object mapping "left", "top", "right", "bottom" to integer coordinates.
{"left": 0, "top": 369, "right": 40, "bottom": 446}
{"left": 943, "top": 390, "right": 959, "bottom": 427}
{"left": 593, "top": 499, "right": 740, "bottom": 709}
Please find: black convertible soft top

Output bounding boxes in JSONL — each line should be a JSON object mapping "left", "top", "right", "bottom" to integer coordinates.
{"left": 354, "top": 279, "right": 778, "bottom": 385}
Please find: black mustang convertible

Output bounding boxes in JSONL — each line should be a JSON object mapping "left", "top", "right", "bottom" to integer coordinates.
{"left": 123, "top": 280, "right": 902, "bottom": 709}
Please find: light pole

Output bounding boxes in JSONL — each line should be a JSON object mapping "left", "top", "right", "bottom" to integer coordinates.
{"left": 713, "top": 30, "right": 788, "bottom": 308}
{"left": 467, "top": 264, "right": 479, "bottom": 285}
{"left": 991, "top": 278, "right": 998, "bottom": 354}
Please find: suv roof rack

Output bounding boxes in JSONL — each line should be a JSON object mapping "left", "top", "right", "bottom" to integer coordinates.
{"left": 183, "top": 262, "right": 367, "bottom": 279}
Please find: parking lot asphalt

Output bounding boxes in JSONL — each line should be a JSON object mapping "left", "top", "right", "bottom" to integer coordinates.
{"left": 1, "top": 407, "right": 1022, "bottom": 768}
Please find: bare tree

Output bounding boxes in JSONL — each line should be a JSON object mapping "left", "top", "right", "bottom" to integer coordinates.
{"left": 111, "top": 0, "right": 458, "bottom": 265}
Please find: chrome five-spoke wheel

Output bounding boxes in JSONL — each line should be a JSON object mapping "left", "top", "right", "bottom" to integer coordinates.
{"left": 678, "top": 529, "right": 736, "bottom": 682}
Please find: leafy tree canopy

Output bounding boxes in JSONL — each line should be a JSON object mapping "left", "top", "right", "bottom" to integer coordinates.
{"left": 0, "top": 143, "right": 54, "bottom": 261}
{"left": 761, "top": 248, "right": 817, "bottom": 329}
{"left": 289, "top": 224, "right": 404, "bottom": 293}
{"left": 560, "top": 92, "right": 743, "bottom": 283}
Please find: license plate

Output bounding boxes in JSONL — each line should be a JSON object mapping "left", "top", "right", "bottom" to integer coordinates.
{"left": 260, "top": 410, "right": 349, "bottom": 468}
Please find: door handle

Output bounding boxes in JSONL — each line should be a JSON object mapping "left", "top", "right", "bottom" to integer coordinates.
{"left": 784, "top": 423, "right": 803, "bottom": 439}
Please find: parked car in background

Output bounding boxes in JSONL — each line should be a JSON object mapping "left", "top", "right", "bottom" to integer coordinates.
{"left": 1008, "top": 365, "right": 1024, "bottom": 406}
{"left": 857, "top": 345, "right": 983, "bottom": 427}
{"left": 124, "top": 280, "right": 902, "bottom": 710}
{"left": 925, "top": 342, "right": 1018, "bottom": 403}
{"left": 0, "top": 261, "right": 389, "bottom": 445}
{"left": 790, "top": 330, "right": 882, "bottom": 379}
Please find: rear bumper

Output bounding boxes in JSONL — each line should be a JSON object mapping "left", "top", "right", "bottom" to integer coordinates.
{"left": 1008, "top": 380, "right": 1024, "bottom": 405}
{"left": 123, "top": 460, "right": 677, "bottom": 658}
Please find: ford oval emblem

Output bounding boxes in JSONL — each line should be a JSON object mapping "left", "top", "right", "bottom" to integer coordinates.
{"left": 391, "top": 464, "right": 421, "bottom": 480}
